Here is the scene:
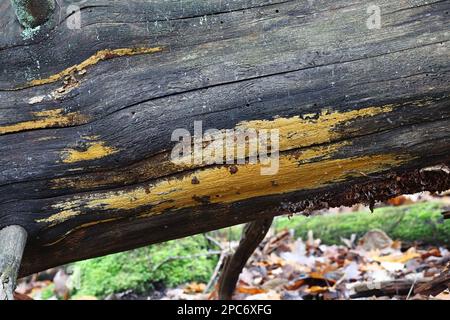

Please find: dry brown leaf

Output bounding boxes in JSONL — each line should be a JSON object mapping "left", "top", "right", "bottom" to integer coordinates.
{"left": 305, "top": 286, "right": 329, "bottom": 294}
{"left": 372, "top": 248, "right": 420, "bottom": 264}
{"left": 236, "top": 286, "right": 267, "bottom": 295}
{"left": 184, "top": 282, "right": 206, "bottom": 293}
{"left": 421, "top": 248, "right": 442, "bottom": 260}
{"left": 13, "top": 292, "right": 33, "bottom": 300}
{"left": 285, "top": 272, "right": 336, "bottom": 291}
{"left": 387, "top": 196, "right": 413, "bottom": 206}
{"left": 285, "top": 279, "right": 306, "bottom": 291}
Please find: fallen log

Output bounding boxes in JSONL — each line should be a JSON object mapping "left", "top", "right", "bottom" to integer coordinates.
{"left": 349, "top": 278, "right": 432, "bottom": 299}
{"left": 0, "top": 0, "right": 449, "bottom": 280}
{"left": 415, "top": 264, "right": 450, "bottom": 296}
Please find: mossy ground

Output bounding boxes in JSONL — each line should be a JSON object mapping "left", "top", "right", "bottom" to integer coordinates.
{"left": 70, "top": 201, "right": 450, "bottom": 298}
{"left": 71, "top": 235, "right": 218, "bottom": 298}
{"left": 274, "top": 201, "right": 450, "bottom": 245}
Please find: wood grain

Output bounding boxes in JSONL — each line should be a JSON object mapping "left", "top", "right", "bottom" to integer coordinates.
{"left": 0, "top": 0, "right": 448, "bottom": 276}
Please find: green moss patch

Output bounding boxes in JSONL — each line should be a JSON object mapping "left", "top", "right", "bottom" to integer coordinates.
{"left": 72, "top": 235, "right": 218, "bottom": 298}
{"left": 275, "top": 202, "right": 450, "bottom": 245}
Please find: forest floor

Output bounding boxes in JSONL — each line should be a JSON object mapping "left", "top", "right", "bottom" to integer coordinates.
{"left": 16, "top": 192, "right": 450, "bottom": 300}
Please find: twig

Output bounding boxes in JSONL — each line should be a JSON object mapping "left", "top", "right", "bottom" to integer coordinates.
{"left": 406, "top": 277, "right": 418, "bottom": 300}
{"left": 204, "top": 234, "right": 224, "bottom": 250}
{"left": 204, "top": 250, "right": 229, "bottom": 294}
{"left": 217, "top": 218, "right": 273, "bottom": 300}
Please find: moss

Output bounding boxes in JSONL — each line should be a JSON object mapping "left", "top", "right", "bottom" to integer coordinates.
{"left": 11, "top": 0, "right": 55, "bottom": 29}
{"left": 72, "top": 235, "right": 218, "bottom": 298}
{"left": 274, "top": 201, "right": 450, "bottom": 245}
{"left": 40, "top": 283, "right": 55, "bottom": 300}
{"left": 11, "top": 0, "right": 35, "bottom": 28}
{"left": 21, "top": 25, "right": 41, "bottom": 40}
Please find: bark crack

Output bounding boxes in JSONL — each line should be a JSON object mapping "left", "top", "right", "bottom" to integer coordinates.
{"left": 0, "top": 114, "right": 449, "bottom": 205}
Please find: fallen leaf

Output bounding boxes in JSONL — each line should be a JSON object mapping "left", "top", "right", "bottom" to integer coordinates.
{"left": 245, "top": 290, "right": 281, "bottom": 300}
{"left": 305, "top": 286, "right": 329, "bottom": 294}
{"left": 184, "top": 282, "right": 206, "bottom": 293}
{"left": 421, "top": 248, "right": 442, "bottom": 260}
{"left": 261, "top": 278, "right": 289, "bottom": 290}
{"left": 387, "top": 196, "right": 413, "bottom": 206}
{"left": 13, "top": 292, "right": 33, "bottom": 300}
{"left": 373, "top": 248, "right": 420, "bottom": 264}
{"left": 236, "top": 286, "right": 267, "bottom": 295}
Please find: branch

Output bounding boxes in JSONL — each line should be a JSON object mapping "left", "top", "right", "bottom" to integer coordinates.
{"left": 415, "top": 264, "right": 450, "bottom": 296}
{"left": 204, "top": 250, "right": 228, "bottom": 294}
{"left": 0, "top": 225, "right": 28, "bottom": 300}
{"left": 10, "top": 0, "right": 55, "bottom": 28}
{"left": 218, "top": 218, "right": 273, "bottom": 300}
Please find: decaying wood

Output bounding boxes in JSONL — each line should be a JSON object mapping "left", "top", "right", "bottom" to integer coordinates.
{"left": 350, "top": 278, "right": 432, "bottom": 298}
{"left": 0, "top": 226, "right": 28, "bottom": 300}
{"left": 351, "top": 266, "right": 450, "bottom": 298}
{"left": 218, "top": 218, "right": 273, "bottom": 300}
{"left": 0, "top": 0, "right": 449, "bottom": 276}
{"left": 415, "top": 264, "right": 450, "bottom": 296}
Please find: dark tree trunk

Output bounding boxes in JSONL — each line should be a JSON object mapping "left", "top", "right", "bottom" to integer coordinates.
{"left": 0, "top": 0, "right": 448, "bottom": 277}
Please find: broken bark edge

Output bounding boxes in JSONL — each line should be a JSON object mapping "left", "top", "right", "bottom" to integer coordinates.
{"left": 0, "top": 225, "right": 28, "bottom": 300}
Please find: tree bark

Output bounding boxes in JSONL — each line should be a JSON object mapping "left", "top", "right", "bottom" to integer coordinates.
{"left": 414, "top": 264, "right": 450, "bottom": 296}
{"left": 0, "top": 226, "right": 28, "bottom": 300}
{"left": 0, "top": 0, "right": 449, "bottom": 276}
{"left": 350, "top": 279, "right": 431, "bottom": 298}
